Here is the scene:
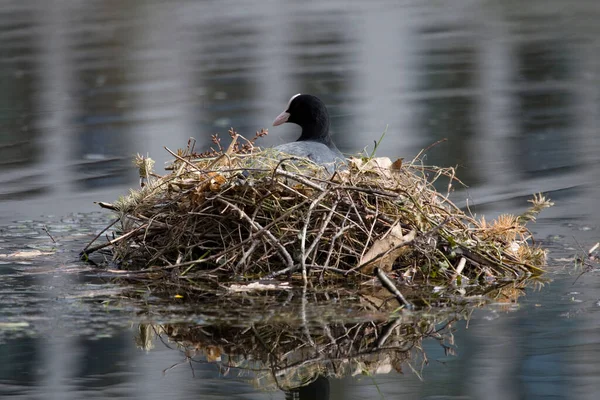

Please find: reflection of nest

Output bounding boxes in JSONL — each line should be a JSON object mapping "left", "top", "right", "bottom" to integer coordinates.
{"left": 138, "top": 314, "right": 439, "bottom": 390}
{"left": 82, "top": 133, "right": 550, "bottom": 288}
{"left": 133, "top": 278, "right": 535, "bottom": 391}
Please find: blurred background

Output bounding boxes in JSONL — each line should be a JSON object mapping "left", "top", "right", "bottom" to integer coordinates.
{"left": 1, "top": 0, "right": 600, "bottom": 399}
{"left": 2, "top": 0, "right": 599, "bottom": 220}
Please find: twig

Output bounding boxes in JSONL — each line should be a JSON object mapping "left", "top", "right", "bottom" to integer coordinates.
{"left": 322, "top": 210, "right": 353, "bottom": 270}
{"left": 359, "top": 197, "right": 379, "bottom": 262}
{"left": 272, "top": 167, "right": 326, "bottom": 191}
{"left": 42, "top": 225, "right": 56, "bottom": 243}
{"left": 300, "top": 190, "right": 330, "bottom": 283}
{"left": 375, "top": 267, "right": 413, "bottom": 310}
{"left": 158, "top": 198, "right": 314, "bottom": 272}
{"left": 236, "top": 239, "right": 260, "bottom": 271}
{"left": 377, "top": 318, "right": 404, "bottom": 348}
{"left": 80, "top": 223, "right": 148, "bottom": 258}
{"left": 217, "top": 198, "right": 294, "bottom": 270}
{"left": 308, "top": 264, "right": 369, "bottom": 277}
{"left": 97, "top": 202, "right": 118, "bottom": 211}
{"left": 164, "top": 146, "right": 206, "bottom": 175}
{"left": 305, "top": 198, "right": 340, "bottom": 260}
{"left": 410, "top": 138, "right": 447, "bottom": 164}
{"left": 301, "top": 284, "right": 316, "bottom": 348}
{"left": 81, "top": 217, "right": 120, "bottom": 253}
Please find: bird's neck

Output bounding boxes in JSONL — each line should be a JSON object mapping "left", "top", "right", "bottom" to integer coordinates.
{"left": 298, "top": 121, "right": 333, "bottom": 147}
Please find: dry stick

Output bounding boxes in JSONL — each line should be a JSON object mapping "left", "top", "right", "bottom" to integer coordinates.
{"left": 452, "top": 241, "right": 511, "bottom": 275}
{"left": 359, "top": 197, "right": 379, "bottom": 262}
{"left": 463, "top": 244, "right": 544, "bottom": 275}
{"left": 338, "top": 185, "right": 401, "bottom": 198}
{"left": 322, "top": 322, "right": 336, "bottom": 345}
{"left": 410, "top": 137, "right": 448, "bottom": 165}
{"left": 321, "top": 209, "right": 353, "bottom": 271}
{"left": 81, "top": 217, "right": 120, "bottom": 254}
{"left": 450, "top": 257, "right": 467, "bottom": 281}
{"left": 234, "top": 195, "right": 266, "bottom": 271}
{"left": 41, "top": 225, "right": 56, "bottom": 243}
{"left": 346, "top": 189, "right": 367, "bottom": 234}
{"left": 141, "top": 214, "right": 165, "bottom": 244}
{"left": 278, "top": 180, "right": 366, "bottom": 235}
{"left": 309, "top": 264, "right": 365, "bottom": 276}
{"left": 305, "top": 198, "right": 340, "bottom": 261}
{"left": 97, "top": 202, "right": 118, "bottom": 211}
{"left": 251, "top": 324, "right": 277, "bottom": 359}
{"left": 278, "top": 170, "right": 374, "bottom": 229}
{"left": 134, "top": 213, "right": 172, "bottom": 227}
{"left": 80, "top": 223, "right": 149, "bottom": 257}
{"left": 375, "top": 267, "right": 413, "bottom": 309}
{"left": 440, "top": 165, "right": 458, "bottom": 203}
{"left": 146, "top": 218, "right": 194, "bottom": 267}
{"left": 134, "top": 215, "right": 173, "bottom": 265}
{"left": 270, "top": 211, "right": 354, "bottom": 279}
{"left": 363, "top": 204, "right": 397, "bottom": 226}
{"left": 301, "top": 284, "right": 316, "bottom": 348}
{"left": 300, "top": 190, "right": 331, "bottom": 284}
{"left": 402, "top": 190, "right": 443, "bottom": 228}
{"left": 236, "top": 239, "right": 260, "bottom": 271}
{"left": 217, "top": 198, "right": 294, "bottom": 270}
{"left": 164, "top": 146, "right": 207, "bottom": 174}
{"left": 272, "top": 168, "right": 326, "bottom": 192}
{"left": 377, "top": 318, "right": 405, "bottom": 348}
{"left": 159, "top": 196, "right": 315, "bottom": 271}
{"left": 347, "top": 323, "right": 362, "bottom": 353}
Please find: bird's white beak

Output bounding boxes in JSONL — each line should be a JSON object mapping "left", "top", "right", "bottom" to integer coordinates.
{"left": 272, "top": 111, "right": 290, "bottom": 126}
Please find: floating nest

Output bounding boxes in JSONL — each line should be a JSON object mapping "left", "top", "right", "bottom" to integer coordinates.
{"left": 82, "top": 129, "right": 551, "bottom": 290}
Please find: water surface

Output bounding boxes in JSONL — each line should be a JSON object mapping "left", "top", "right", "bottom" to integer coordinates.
{"left": 1, "top": 1, "right": 600, "bottom": 399}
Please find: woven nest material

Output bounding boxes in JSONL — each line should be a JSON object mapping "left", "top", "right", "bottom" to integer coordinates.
{"left": 82, "top": 133, "right": 551, "bottom": 285}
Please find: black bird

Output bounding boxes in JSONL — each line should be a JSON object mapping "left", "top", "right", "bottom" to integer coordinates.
{"left": 272, "top": 94, "right": 345, "bottom": 172}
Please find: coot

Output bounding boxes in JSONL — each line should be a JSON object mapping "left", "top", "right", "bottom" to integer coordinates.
{"left": 272, "top": 94, "right": 345, "bottom": 173}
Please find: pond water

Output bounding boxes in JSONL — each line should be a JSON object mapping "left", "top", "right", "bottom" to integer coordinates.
{"left": 1, "top": 0, "right": 600, "bottom": 399}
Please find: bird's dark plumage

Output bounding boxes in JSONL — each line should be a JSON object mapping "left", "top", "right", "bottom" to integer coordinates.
{"left": 272, "top": 94, "right": 345, "bottom": 172}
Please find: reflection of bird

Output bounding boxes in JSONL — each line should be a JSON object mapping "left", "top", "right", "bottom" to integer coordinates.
{"left": 284, "top": 375, "right": 331, "bottom": 400}
{"left": 272, "top": 94, "right": 345, "bottom": 173}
